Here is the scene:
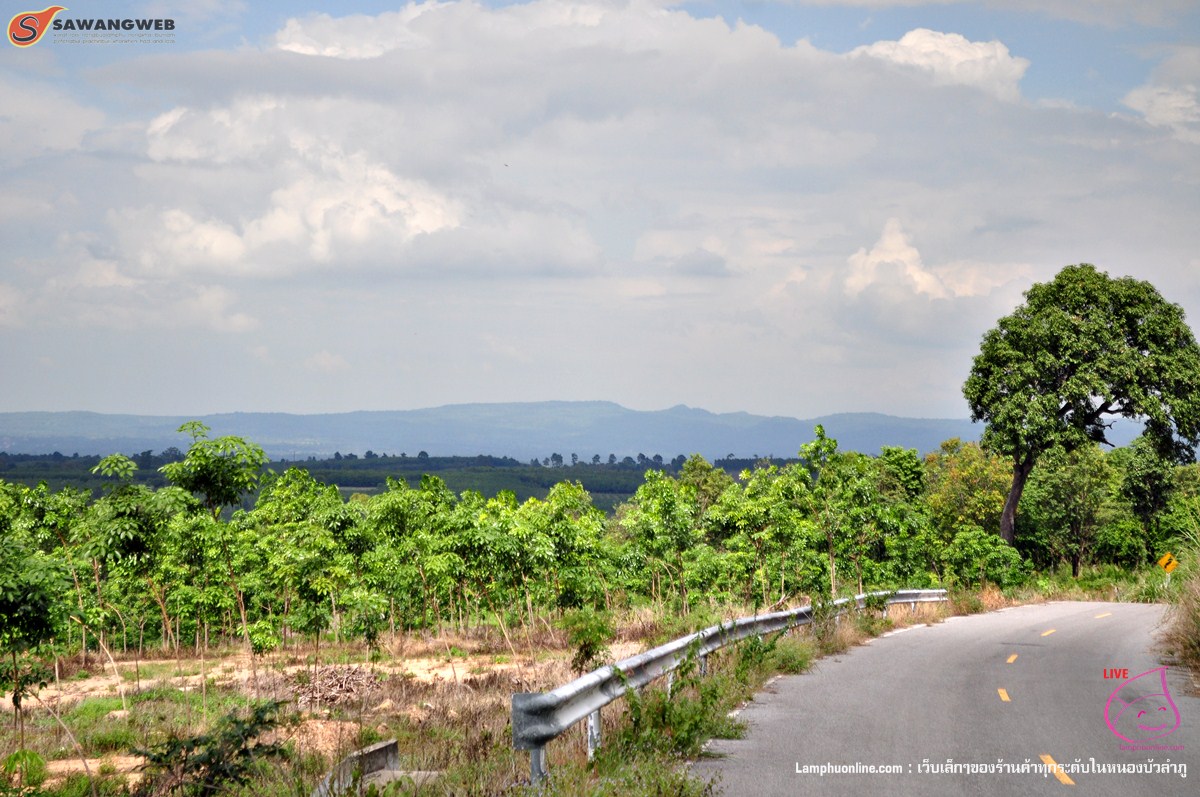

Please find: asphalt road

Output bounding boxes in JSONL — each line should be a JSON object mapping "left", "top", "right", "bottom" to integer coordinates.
{"left": 690, "top": 601, "right": 1197, "bottom": 796}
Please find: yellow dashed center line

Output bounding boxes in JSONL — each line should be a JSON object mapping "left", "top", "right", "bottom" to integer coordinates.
{"left": 997, "top": 688, "right": 1011, "bottom": 702}
{"left": 1094, "top": 612, "right": 1112, "bottom": 619}
{"left": 1040, "top": 754, "right": 1075, "bottom": 785}
{"left": 1041, "top": 628, "right": 1057, "bottom": 637}
{"left": 1007, "top": 654, "right": 1018, "bottom": 664}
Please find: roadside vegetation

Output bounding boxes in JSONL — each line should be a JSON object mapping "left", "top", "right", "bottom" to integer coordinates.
{"left": 2, "top": 417, "right": 1195, "bottom": 795}
{"left": 3, "top": 264, "right": 1200, "bottom": 794}
{"left": 1160, "top": 527, "right": 1200, "bottom": 678}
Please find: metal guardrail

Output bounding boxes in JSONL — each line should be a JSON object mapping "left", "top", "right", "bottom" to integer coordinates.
{"left": 311, "top": 739, "right": 399, "bottom": 797}
{"left": 511, "top": 588, "right": 948, "bottom": 782}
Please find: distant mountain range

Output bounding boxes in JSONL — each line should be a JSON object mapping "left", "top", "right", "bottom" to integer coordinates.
{"left": 0, "top": 402, "right": 1145, "bottom": 461}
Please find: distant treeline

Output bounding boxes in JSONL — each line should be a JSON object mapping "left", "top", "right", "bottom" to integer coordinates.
{"left": 0, "top": 449, "right": 790, "bottom": 513}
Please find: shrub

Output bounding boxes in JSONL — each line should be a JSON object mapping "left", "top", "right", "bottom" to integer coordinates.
{"left": 558, "top": 608, "right": 615, "bottom": 674}
{"left": 2, "top": 749, "right": 47, "bottom": 789}
{"left": 771, "top": 636, "right": 814, "bottom": 675}
{"left": 941, "top": 526, "right": 1028, "bottom": 588}
{"left": 133, "top": 701, "right": 289, "bottom": 797}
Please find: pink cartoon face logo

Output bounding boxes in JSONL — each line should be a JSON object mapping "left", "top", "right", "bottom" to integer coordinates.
{"left": 1104, "top": 667, "right": 1182, "bottom": 743}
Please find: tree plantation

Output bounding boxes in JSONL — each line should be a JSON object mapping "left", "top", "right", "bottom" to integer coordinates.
{"left": 2, "top": 417, "right": 1195, "bottom": 680}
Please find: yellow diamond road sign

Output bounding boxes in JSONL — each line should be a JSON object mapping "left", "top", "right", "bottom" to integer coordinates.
{"left": 1158, "top": 553, "right": 1178, "bottom": 573}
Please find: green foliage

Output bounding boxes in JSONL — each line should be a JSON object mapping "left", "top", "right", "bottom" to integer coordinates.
{"left": 248, "top": 620, "right": 280, "bottom": 656}
{"left": 677, "top": 454, "right": 735, "bottom": 513}
{"left": 940, "top": 526, "right": 1028, "bottom": 588}
{"left": 0, "top": 524, "right": 64, "bottom": 657}
{"left": 614, "top": 666, "right": 737, "bottom": 759}
{"left": 1092, "top": 516, "right": 1147, "bottom": 569}
{"left": 1116, "top": 437, "right": 1177, "bottom": 540}
{"left": 1020, "top": 445, "right": 1115, "bottom": 575}
{"left": 558, "top": 607, "right": 614, "bottom": 674}
{"left": 965, "top": 264, "right": 1200, "bottom": 542}
{"left": 621, "top": 471, "right": 701, "bottom": 608}
{"left": 0, "top": 655, "right": 51, "bottom": 714}
{"left": 5, "top": 411, "right": 1188, "bottom": 723}
{"left": 160, "top": 422, "right": 268, "bottom": 517}
{"left": 733, "top": 633, "right": 775, "bottom": 685}
{"left": 876, "top": 446, "right": 925, "bottom": 501}
{"left": 2, "top": 749, "right": 46, "bottom": 789}
{"left": 769, "top": 635, "right": 813, "bottom": 675}
{"left": 92, "top": 453, "right": 137, "bottom": 481}
{"left": 133, "top": 701, "right": 289, "bottom": 797}
{"left": 923, "top": 439, "right": 1009, "bottom": 540}
{"left": 0, "top": 501, "right": 64, "bottom": 745}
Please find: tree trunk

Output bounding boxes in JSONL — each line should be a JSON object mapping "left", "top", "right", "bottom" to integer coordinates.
{"left": 150, "top": 580, "right": 173, "bottom": 652}
{"left": 1000, "top": 456, "right": 1036, "bottom": 544}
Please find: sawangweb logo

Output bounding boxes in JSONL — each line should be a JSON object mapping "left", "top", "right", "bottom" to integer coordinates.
{"left": 7, "top": 6, "right": 66, "bottom": 47}
{"left": 7, "top": 6, "right": 176, "bottom": 47}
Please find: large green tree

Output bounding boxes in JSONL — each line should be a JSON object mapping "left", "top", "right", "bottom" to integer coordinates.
{"left": 964, "top": 264, "right": 1200, "bottom": 543}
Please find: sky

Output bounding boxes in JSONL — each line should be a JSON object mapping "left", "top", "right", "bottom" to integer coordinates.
{"left": 2, "top": 0, "right": 1199, "bottom": 421}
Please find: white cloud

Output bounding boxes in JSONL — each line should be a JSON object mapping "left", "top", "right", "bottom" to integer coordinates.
{"left": 119, "top": 208, "right": 247, "bottom": 274}
{"left": 4, "top": 0, "right": 1199, "bottom": 419}
{"left": 930, "top": 259, "right": 1033, "bottom": 299}
{"left": 0, "top": 74, "right": 105, "bottom": 164}
{"left": 0, "top": 191, "right": 54, "bottom": 221}
{"left": 1123, "top": 86, "right": 1200, "bottom": 135}
{"left": 119, "top": 142, "right": 462, "bottom": 276}
{"left": 1122, "top": 47, "right": 1200, "bottom": 144}
{"left": 177, "top": 285, "right": 258, "bottom": 332}
{"left": 146, "top": 98, "right": 286, "bottom": 163}
{"left": 845, "top": 219, "right": 948, "bottom": 299}
{"left": 47, "top": 260, "right": 141, "bottom": 290}
{"left": 11, "top": 238, "right": 258, "bottom": 334}
{"left": 0, "top": 284, "right": 25, "bottom": 327}
{"left": 850, "top": 28, "right": 1028, "bottom": 101}
{"left": 274, "top": 6, "right": 435, "bottom": 59}
{"left": 304, "top": 350, "right": 350, "bottom": 373}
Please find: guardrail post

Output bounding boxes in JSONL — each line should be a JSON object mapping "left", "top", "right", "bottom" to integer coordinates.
{"left": 587, "top": 709, "right": 602, "bottom": 761}
{"left": 699, "top": 653, "right": 707, "bottom": 676}
{"left": 530, "top": 746, "right": 546, "bottom": 783}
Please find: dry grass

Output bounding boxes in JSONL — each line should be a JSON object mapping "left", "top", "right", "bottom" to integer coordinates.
{"left": 1161, "top": 558, "right": 1200, "bottom": 686}
{"left": 4, "top": 595, "right": 965, "bottom": 796}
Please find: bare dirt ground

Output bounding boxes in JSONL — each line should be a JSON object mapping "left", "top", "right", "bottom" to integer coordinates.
{"left": 45, "top": 755, "right": 144, "bottom": 787}
{"left": 4, "top": 639, "right": 644, "bottom": 709}
{"left": 7, "top": 636, "right": 647, "bottom": 788}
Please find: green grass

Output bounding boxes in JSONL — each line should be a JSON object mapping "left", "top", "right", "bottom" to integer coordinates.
{"left": 119, "top": 661, "right": 202, "bottom": 682}
{"left": 997, "top": 563, "right": 1166, "bottom": 604}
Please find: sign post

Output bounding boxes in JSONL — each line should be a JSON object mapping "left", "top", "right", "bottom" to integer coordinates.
{"left": 1157, "top": 552, "right": 1178, "bottom": 587}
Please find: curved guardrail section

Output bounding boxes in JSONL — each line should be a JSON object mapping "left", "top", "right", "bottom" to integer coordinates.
{"left": 511, "top": 588, "right": 948, "bottom": 782}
